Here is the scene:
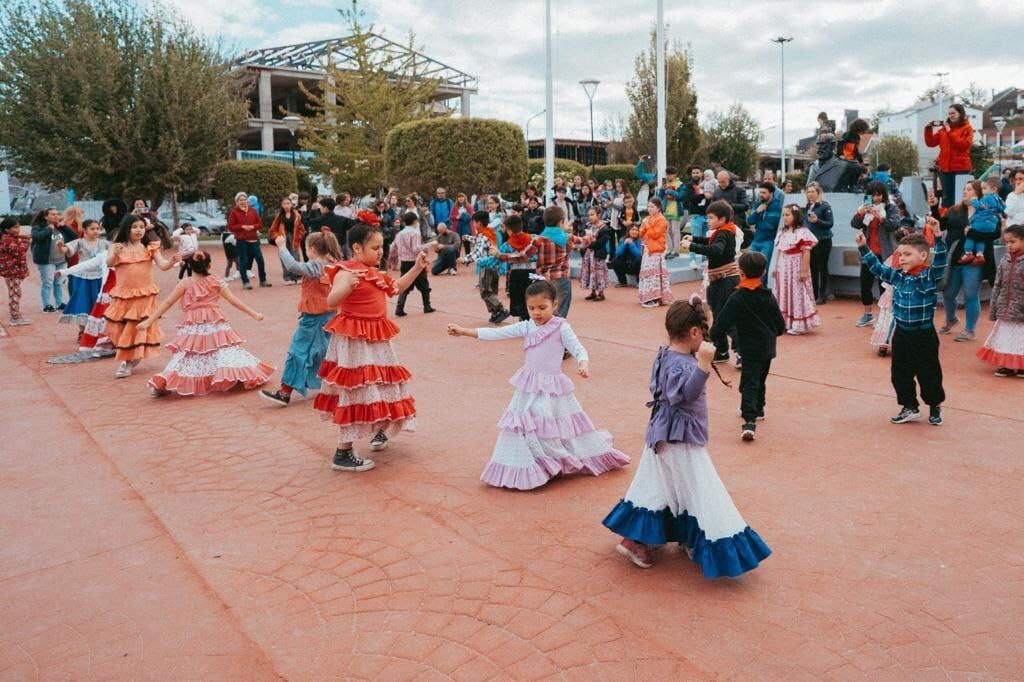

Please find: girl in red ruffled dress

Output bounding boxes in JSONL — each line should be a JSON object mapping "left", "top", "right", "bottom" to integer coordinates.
{"left": 314, "top": 217, "right": 430, "bottom": 472}
{"left": 141, "top": 251, "right": 273, "bottom": 396}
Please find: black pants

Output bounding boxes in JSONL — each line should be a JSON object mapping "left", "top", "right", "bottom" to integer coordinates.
{"left": 860, "top": 262, "right": 880, "bottom": 306}
{"left": 178, "top": 259, "right": 193, "bottom": 280}
{"left": 236, "top": 240, "right": 266, "bottom": 285}
{"left": 706, "top": 275, "right": 740, "bottom": 356}
{"left": 891, "top": 326, "right": 945, "bottom": 410}
{"left": 739, "top": 355, "right": 771, "bottom": 422}
{"left": 508, "top": 268, "right": 534, "bottom": 321}
{"left": 396, "top": 260, "right": 430, "bottom": 311}
{"left": 809, "top": 238, "right": 831, "bottom": 300}
{"left": 611, "top": 256, "right": 640, "bottom": 285}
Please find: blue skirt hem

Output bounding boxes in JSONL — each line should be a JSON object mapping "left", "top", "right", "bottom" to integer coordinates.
{"left": 602, "top": 499, "right": 771, "bottom": 579}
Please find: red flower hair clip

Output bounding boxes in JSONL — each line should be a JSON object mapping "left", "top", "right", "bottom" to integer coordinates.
{"left": 355, "top": 209, "right": 380, "bottom": 228}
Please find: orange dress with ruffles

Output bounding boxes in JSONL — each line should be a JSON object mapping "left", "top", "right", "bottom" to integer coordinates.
{"left": 313, "top": 261, "right": 417, "bottom": 443}
{"left": 148, "top": 276, "right": 274, "bottom": 396}
{"left": 104, "top": 243, "right": 163, "bottom": 362}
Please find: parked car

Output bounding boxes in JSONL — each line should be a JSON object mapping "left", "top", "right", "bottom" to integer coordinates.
{"left": 157, "top": 209, "right": 226, "bottom": 236}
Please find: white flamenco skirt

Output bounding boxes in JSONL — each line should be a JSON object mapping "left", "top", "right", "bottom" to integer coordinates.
{"left": 602, "top": 443, "right": 770, "bottom": 578}
{"left": 481, "top": 371, "right": 629, "bottom": 490}
{"left": 977, "top": 320, "right": 1024, "bottom": 370}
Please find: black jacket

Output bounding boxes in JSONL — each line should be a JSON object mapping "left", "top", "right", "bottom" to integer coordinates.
{"left": 522, "top": 208, "right": 545, "bottom": 235}
{"left": 683, "top": 180, "right": 707, "bottom": 216}
{"left": 583, "top": 225, "right": 615, "bottom": 260}
{"left": 687, "top": 227, "right": 737, "bottom": 270}
{"left": 805, "top": 201, "right": 834, "bottom": 241}
{"left": 713, "top": 182, "right": 749, "bottom": 228}
{"left": 710, "top": 287, "right": 786, "bottom": 360}
{"left": 309, "top": 212, "right": 354, "bottom": 249}
{"left": 30, "top": 223, "right": 77, "bottom": 265}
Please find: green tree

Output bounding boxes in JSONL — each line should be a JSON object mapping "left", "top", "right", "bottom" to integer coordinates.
{"left": 0, "top": 0, "right": 249, "bottom": 210}
{"left": 624, "top": 32, "right": 701, "bottom": 168}
{"left": 297, "top": 1, "right": 444, "bottom": 194}
{"left": 969, "top": 143, "right": 992, "bottom": 178}
{"left": 873, "top": 136, "right": 919, "bottom": 181}
{"left": 703, "top": 103, "right": 761, "bottom": 179}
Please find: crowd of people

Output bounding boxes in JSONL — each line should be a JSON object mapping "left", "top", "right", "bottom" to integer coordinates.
{"left": 2, "top": 105, "right": 1023, "bottom": 579}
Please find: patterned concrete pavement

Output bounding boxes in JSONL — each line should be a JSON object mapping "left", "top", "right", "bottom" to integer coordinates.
{"left": 2, "top": 252, "right": 1021, "bottom": 680}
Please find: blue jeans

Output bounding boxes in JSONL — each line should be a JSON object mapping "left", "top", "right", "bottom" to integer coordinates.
{"left": 942, "top": 265, "right": 981, "bottom": 332}
{"left": 552, "top": 277, "right": 572, "bottom": 318}
{"left": 236, "top": 240, "right": 266, "bottom": 285}
{"left": 37, "top": 263, "right": 63, "bottom": 308}
{"left": 749, "top": 239, "right": 775, "bottom": 283}
{"left": 689, "top": 215, "right": 707, "bottom": 263}
{"left": 431, "top": 246, "right": 459, "bottom": 276}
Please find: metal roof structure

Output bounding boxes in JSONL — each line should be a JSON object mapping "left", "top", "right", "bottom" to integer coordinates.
{"left": 237, "top": 32, "right": 478, "bottom": 90}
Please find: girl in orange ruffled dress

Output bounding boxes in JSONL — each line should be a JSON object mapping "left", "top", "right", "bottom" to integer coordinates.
{"left": 313, "top": 216, "right": 430, "bottom": 472}
{"left": 105, "top": 215, "right": 177, "bottom": 378}
{"left": 141, "top": 251, "right": 273, "bottom": 396}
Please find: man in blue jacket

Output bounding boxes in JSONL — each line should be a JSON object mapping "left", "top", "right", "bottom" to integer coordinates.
{"left": 428, "top": 187, "right": 454, "bottom": 233}
{"left": 746, "top": 182, "right": 783, "bottom": 282}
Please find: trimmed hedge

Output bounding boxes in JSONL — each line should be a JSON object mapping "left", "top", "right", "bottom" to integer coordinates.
{"left": 212, "top": 160, "right": 299, "bottom": 222}
{"left": 527, "top": 158, "right": 588, "bottom": 180}
{"left": 385, "top": 118, "right": 528, "bottom": 196}
{"left": 295, "top": 167, "right": 318, "bottom": 196}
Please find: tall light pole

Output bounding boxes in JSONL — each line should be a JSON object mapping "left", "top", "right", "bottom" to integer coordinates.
{"left": 544, "top": 0, "right": 554, "bottom": 196}
{"left": 655, "top": 0, "right": 666, "bottom": 185}
{"left": 283, "top": 115, "right": 302, "bottom": 167}
{"left": 771, "top": 37, "right": 793, "bottom": 182}
{"left": 995, "top": 118, "right": 1007, "bottom": 172}
{"left": 932, "top": 71, "right": 950, "bottom": 119}
{"left": 579, "top": 79, "right": 600, "bottom": 171}
{"left": 526, "top": 109, "right": 546, "bottom": 155}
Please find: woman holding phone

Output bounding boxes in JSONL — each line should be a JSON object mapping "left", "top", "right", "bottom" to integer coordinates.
{"left": 924, "top": 104, "right": 974, "bottom": 209}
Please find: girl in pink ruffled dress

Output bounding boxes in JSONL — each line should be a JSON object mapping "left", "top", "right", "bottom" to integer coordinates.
{"left": 773, "top": 204, "right": 821, "bottom": 335}
{"left": 447, "top": 278, "right": 629, "bottom": 490}
{"left": 141, "top": 251, "right": 274, "bottom": 396}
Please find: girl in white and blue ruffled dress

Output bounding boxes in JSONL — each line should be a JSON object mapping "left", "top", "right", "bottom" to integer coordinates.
{"left": 603, "top": 296, "right": 771, "bottom": 578}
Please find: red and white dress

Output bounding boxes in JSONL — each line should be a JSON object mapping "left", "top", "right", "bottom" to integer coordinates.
{"left": 313, "top": 262, "right": 416, "bottom": 444}
{"left": 148, "top": 277, "right": 274, "bottom": 395}
{"left": 773, "top": 226, "right": 821, "bottom": 333}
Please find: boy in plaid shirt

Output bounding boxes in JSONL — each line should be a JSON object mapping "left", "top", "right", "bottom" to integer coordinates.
{"left": 499, "top": 206, "right": 589, "bottom": 319}
{"left": 856, "top": 219, "right": 948, "bottom": 426}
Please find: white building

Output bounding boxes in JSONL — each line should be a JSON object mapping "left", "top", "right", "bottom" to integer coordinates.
{"left": 877, "top": 100, "right": 983, "bottom": 171}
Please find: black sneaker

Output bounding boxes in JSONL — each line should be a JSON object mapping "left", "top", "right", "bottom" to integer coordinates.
{"left": 712, "top": 351, "right": 730, "bottom": 364}
{"left": 331, "top": 448, "right": 375, "bottom": 472}
{"left": 56, "top": 303, "right": 66, "bottom": 311}
{"left": 259, "top": 281, "right": 272, "bottom": 288}
{"left": 741, "top": 422, "right": 756, "bottom": 441}
{"left": 928, "top": 406, "right": 943, "bottom": 426}
{"left": 423, "top": 306, "right": 436, "bottom": 313}
{"left": 369, "top": 430, "right": 389, "bottom": 451}
{"left": 890, "top": 407, "right": 921, "bottom": 424}
{"left": 994, "top": 367, "right": 1015, "bottom": 377}
{"left": 492, "top": 310, "right": 511, "bottom": 324}
{"left": 259, "top": 389, "right": 290, "bottom": 407}
{"left": 395, "top": 309, "right": 407, "bottom": 317}
{"left": 43, "top": 305, "right": 55, "bottom": 313}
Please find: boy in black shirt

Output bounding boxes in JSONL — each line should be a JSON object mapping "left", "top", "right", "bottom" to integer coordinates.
{"left": 709, "top": 251, "right": 786, "bottom": 442}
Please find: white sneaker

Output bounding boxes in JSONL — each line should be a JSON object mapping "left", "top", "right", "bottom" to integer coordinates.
{"left": 115, "top": 362, "right": 132, "bottom": 379}
{"left": 640, "top": 301, "right": 659, "bottom": 308}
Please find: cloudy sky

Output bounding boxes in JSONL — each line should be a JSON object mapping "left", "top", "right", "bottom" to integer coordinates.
{"left": 162, "top": 0, "right": 1015, "bottom": 153}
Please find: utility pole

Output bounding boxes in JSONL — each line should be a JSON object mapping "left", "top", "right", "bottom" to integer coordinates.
{"left": 655, "top": 0, "right": 666, "bottom": 185}
{"left": 544, "top": 0, "right": 554, "bottom": 197}
{"left": 579, "top": 80, "right": 600, "bottom": 171}
{"left": 771, "top": 37, "right": 793, "bottom": 182}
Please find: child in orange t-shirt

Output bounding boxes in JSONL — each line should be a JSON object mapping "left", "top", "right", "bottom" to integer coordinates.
{"left": 638, "top": 197, "right": 673, "bottom": 308}
{"left": 313, "top": 221, "right": 430, "bottom": 472}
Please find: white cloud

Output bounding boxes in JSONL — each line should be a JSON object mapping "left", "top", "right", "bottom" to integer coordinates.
{"left": 162, "top": 0, "right": 1017, "bottom": 153}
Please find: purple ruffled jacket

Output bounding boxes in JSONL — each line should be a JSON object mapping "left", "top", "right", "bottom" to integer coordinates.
{"left": 645, "top": 347, "right": 710, "bottom": 449}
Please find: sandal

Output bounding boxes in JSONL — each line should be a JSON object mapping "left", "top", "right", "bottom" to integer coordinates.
{"left": 954, "top": 330, "right": 975, "bottom": 342}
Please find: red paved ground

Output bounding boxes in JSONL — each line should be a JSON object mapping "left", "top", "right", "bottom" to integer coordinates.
{"left": 2, "top": 254, "right": 1021, "bottom": 680}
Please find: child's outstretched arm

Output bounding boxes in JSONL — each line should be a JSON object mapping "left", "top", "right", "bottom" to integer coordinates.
{"left": 150, "top": 243, "right": 177, "bottom": 271}
{"left": 448, "top": 321, "right": 530, "bottom": 340}
{"left": 560, "top": 322, "right": 590, "bottom": 378}
{"left": 220, "top": 286, "right": 265, "bottom": 321}
{"left": 138, "top": 281, "right": 187, "bottom": 331}
{"left": 447, "top": 324, "right": 479, "bottom": 338}
{"left": 394, "top": 252, "right": 429, "bottom": 295}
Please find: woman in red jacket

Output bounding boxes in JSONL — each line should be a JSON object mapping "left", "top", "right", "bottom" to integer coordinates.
{"left": 924, "top": 103, "right": 974, "bottom": 209}
{"left": 227, "top": 192, "right": 270, "bottom": 289}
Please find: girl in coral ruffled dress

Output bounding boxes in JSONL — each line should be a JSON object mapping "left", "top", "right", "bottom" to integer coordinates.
{"left": 141, "top": 251, "right": 273, "bottom": 396}
{"left": 447, "top": 278, "right": 629, "bottom": 490}
{"left": 313, "top": 217, "right": 430, "bottom": 473}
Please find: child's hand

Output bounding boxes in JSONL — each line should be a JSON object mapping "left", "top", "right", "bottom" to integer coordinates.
{"left": 696, "top": 341, "right": 716, "bottom": 363}
{"left": 274, "top": 235, "right": 286, "bottom": 249}
{"left": 854, "top": 232, "right": 867, "bottom": 247}
{"left": 446, "top": 323, "right": 465, "bottom": 337}
{"left": 799, "top": 269, "right": 809, "bottom": 282}
{"left": 113, "top": 243, "right": 125, "bottom": 254}
{"left": 577, "top": 360, "right": 590, "bottom": 378}
{"left": 253, "top": 312, "right": 265, "bottom": 321}
{"left": 415, "top": 251, "right": 429, "bottom": 269}
{"left": 138, "top": 318, "right": 152, "bottom": 331}
{"left": 965, "top": 226, "right": 971, "bottom": 234}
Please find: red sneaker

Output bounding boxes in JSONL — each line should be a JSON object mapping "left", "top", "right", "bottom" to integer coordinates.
{"left": 958, "top": 253, "right": 975, "bottom": 265}
{"left": 973, "top": 253, "right": 985, "bottom": 266}
{"left": 616, "top": 539, "right": 653, "bottom": 568}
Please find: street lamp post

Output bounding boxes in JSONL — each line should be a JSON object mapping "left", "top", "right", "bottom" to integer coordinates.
{"left": 994, "top": 118, "right": 1007, "bottom": 172}
{"left": 526, "top": 109, "right": 546, "bottom": 154}
{"left": 282, "top": 115, "right": 302, "bottom": 168}
{"left": 579, "top": 79, "right": 600, "bottom": 171}
{"left": 771, "top": 37, "right": 793, "bottom": 183}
